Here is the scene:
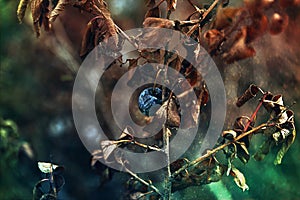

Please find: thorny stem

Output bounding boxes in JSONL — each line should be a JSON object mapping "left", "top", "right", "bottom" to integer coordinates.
{"left": 171, "top": 123, "right": 270, "bottom": 179}
{"left": 125, "top": 168, "right": 164, "bottom": 197}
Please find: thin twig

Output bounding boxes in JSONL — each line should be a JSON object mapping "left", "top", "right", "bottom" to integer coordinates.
{"left": 187, "top": 0, "right": 219, "bottom": 36}
{"left": 125, "top": 168, "right": 164, "bottom": 197}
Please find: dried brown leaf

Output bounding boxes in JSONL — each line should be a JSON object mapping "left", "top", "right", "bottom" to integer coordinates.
{"left": 166, "top": 0, "right": 177, "bottom": 11}
{"left": 143, "top": 17, "right": 175, "bottom": 28}
{"left": 30, "top": 0, "right": 50, "bottom": 37}
{"left": 145, "top": 6, "right": 161, "bottom": 18}
{"left": 204, "top": 29, "right": 225, "bottom": 53}
{"left": 80, "top": 15, "right": 118, "bottom": 57}
{"left": 17, "top": 0, "right": 30, "bottom": 23}
{"left": 230, "top": 167, "right": 249, "bottom": 191}
{"left": 213, "top": 6, "right": 241, "bottom": 30}
{"left": 236, "top": 84, "right": 259, "bottom": 107}
{"left": 50, "top": 0, "right": 68, "bottom": 22}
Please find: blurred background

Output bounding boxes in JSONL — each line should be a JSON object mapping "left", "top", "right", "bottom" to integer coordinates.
{"left": 1, "top": 0, "right": 300, "bottom": 199}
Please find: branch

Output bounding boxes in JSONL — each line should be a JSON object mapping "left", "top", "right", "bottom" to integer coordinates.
{"left": 171, "top": 123, "right": 270, "bottom": 179}
{"left": 125, "top": 168, "right": 164, "bottom": 197}
{"left": 187, "top": 0, "right": 219, "bottom": 36}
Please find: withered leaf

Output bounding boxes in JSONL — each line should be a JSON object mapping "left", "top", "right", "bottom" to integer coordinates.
{"left": 79, "top": 0, "right": 118, "bottom": 57}
{"left": 222, "top": 130, "right": 237, "bottom": 140}
{"left": 213, "top": 6, "right": 241, "bottom": 30}
{"left": 50, "top": 0, "right": 68, "bottom": 22}
{"left": 17, "top": 0, "right": 30, "bottom": 23}
{"left": 31, "top": 0, "right": 50, "bottom": 37}
{"left": 166, "top": 0, "right": 177, "bottom": 11}
{"left": 100, "top": 140, "right": 118, "bottom": 161}
{"left": 236, "top": 142, "right": 250, "bottom": 164}
{"left": 274, "top": 128, "right": 296, "bottom": 165}
{"left": 204, "top": 29, "right": 225, "bottom": 53}
{"left": 80, "top": 16, "right": 118, "bottom": 57}
{"left": 236, "top": 84, "right": 259, "bottom": 107}
{"left": 274, "top": 114, "right": 296, "bottom": 165}
{"left": 246, "top": 13, "right": 268, "bottom": 43}
{"left": 143, "top": 17, "right": 175, "bottom": 28}
{"left": 230, "top": 167, "right": 249, "bottom": 191}
{"left": 222, "top": 27, "right": 255, "bottom": 64}
{"left": 262, "top": 94, "right": 285, "bottom": 115}
{"left": 145, "top": 6, "right": 161, "bottom": 18}
{"left": 233, "top": 116, "right": 254, "bottom": 131}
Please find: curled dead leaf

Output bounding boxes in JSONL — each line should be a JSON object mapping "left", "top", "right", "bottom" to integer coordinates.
{"left": 230, "top": 167, "right": 249, "bottom": 191}
{"left": 236, "top": 84, "right": 259, "bottom": 107}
